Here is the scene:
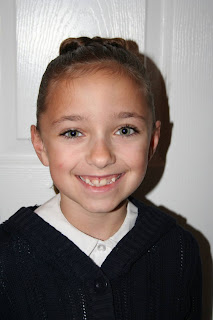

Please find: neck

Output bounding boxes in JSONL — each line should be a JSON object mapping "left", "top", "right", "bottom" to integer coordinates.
{"left": 60, "top": 196, "right": 127, "bottom": 240}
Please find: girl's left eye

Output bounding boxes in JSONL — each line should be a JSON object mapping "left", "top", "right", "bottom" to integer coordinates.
{"left": 115, "top": 126, "right": 137, "bottom": 136}
{"left": 61, "top": 130, "right": 83, "bottom": 138}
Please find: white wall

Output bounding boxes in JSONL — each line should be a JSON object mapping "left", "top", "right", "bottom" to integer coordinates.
{"left": 0, "top": 0, "right": 212, "bottom": 318}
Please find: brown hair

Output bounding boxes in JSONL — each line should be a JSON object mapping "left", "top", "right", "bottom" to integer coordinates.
{"left": 36, "top": 36, "right": 155, "bottom": 130}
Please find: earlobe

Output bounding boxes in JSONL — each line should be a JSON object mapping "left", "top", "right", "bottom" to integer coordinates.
{"left": 31, "top": 125, "right": 49, "bottom": 166}
{"left": 148, "top": 120, "right": 161, "bottom": 161}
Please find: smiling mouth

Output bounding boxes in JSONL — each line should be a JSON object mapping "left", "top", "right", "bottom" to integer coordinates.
{"left": 79, "top": 174, "right": 122, "bottom": 187}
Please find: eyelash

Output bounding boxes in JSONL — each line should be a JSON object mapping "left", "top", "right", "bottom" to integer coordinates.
{"left": 115, "top": 125, "right": 140, "bottom": 137}
{"left": 60, "top": 125, "right": 140, "bottom": 139}
{"left": 60, "top": 129, "right": 83, "bottom": 139}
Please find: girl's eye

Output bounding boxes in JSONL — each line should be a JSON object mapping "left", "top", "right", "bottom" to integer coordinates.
{"left": 61, "top": 130, "right": 83, "bottom": 138}
{"left": 115, "top": 126, "right": 136, "bottom": 136}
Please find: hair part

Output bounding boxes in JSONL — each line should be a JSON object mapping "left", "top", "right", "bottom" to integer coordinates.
{"left": 36, "top": 36, "right": 155, "bottom": 130}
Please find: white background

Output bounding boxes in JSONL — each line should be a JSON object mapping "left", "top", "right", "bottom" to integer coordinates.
{"left": 0, "top": 1, "right": 212, "bottom": 318}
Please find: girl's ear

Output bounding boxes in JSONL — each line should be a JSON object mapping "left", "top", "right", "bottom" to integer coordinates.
{"left": 148, "top": 120, "right": 161, "bottom": 161}
{"left": 31, "top": 125, "right": 49, "bottom": 166}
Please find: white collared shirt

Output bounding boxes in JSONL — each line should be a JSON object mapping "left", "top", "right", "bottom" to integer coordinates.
{"left": 35, "top": 194, "right": 138, "bottom": 267}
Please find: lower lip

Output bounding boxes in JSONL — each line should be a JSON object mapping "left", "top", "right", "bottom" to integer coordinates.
{"left": 76, "top": 174, "right": 124, "bottom": 193}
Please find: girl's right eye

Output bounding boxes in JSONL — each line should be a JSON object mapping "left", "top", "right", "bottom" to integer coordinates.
{"left": 60, "top": 130, "right": 83, "bottom": 139}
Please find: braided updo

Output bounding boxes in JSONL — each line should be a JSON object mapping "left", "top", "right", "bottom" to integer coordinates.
{"left": 36, "top": 36, "right": 155, "bottom": 130}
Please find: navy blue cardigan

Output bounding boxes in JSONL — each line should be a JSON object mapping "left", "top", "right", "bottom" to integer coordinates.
{"left": 0, "top": 198, "right": 202, "bottom": 319}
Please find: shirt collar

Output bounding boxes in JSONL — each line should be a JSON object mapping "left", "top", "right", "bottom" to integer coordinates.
{"left": 35, "top": 194, "right": 138, "bottom": 257}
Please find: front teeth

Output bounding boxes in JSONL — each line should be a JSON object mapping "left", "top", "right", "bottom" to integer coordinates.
{"left": 80, "top": 176, "right": 118, "bottom": 187}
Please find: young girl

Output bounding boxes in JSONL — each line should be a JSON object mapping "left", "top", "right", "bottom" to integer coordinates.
{"left": 0, "top": 37, "right": 201, "bottom": 319}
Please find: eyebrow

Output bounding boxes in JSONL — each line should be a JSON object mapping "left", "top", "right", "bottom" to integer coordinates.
{"left": 115, "top": 111, "right": 146, "bottom": 121}
{"left": 52, "top": 115, "right": 87, "bottom": 126}
{"left": 51, "top": 111, "right": 146, "bottom": 127}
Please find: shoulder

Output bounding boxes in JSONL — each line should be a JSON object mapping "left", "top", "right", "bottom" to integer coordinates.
{"left": 0, "top": 206, "right": 44, "bottom": 283}
{"left": 130, "top": 196, "right": 200, "bottom": 255}
{"left": 0, "top": 206, "right": 38, "bottom": 247}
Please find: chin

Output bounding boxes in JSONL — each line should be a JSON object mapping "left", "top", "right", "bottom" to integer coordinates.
{"left": 83, "top": 198, "right": 127, "bottom": 214}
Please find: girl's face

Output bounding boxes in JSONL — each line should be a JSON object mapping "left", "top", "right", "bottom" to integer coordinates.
{"left": 32, "top": 70, "right": 160, "bottom": 216}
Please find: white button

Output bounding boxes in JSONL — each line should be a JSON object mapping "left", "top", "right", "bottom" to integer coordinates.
{"left": 97, "top": 244, "right": 106, "bottom": 251}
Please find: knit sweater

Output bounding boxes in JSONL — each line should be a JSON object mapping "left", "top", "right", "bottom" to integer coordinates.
{"left": 0, "top": 198, "right": 202, "bottom": 320}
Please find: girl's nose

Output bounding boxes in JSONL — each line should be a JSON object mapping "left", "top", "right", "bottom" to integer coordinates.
{"left": 86, "top": 139, "right": 116, "bottom": 169}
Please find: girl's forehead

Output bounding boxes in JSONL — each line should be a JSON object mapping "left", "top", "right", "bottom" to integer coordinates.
{"left": 46, "top": 71, "right": 148, "bottom": 114}
{"left": 49, "top": 62, "right": 143, "bottom": 91}
{"left": 48, "top": 69, "right": 145, "bottom": 100}
{"left": 39, "top": 71, "right": 153, "bottom": 133}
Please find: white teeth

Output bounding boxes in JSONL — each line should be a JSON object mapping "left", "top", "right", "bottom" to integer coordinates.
{"left": 92, "top": 179, "right": 99, "bottom": 186}
{"left": 79, "top": 175, "right": 120, "bottom": 187}
{"left": 99, "top": 179, "right": 107, "bottom": 186}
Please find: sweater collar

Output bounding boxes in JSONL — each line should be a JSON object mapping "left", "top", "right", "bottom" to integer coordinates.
{"left": 35, "top": 194, "right": 138, "bottom": 263}
{"left": 101, "top": 197, "right": 176, "bottom": 278}
{"left": 3, "top": 198, "right": 176, "bottom": 281}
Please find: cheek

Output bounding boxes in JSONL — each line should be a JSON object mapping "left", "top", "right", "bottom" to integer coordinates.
{"left": 51, "top": 157, "right": 72, "bottom": 172}
{"left": 120, "top": 142, "right": 150, "bottom": 167}
{"left": 57, "top": 162, "right": 65, "bottom": 169}
{"left": 48, "top": 146, "right": 80, "bottom": 173}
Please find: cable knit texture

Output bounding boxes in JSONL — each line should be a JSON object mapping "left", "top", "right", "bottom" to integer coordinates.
{"left": 0, "top": 198, "right": 202, "bottom": 319}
